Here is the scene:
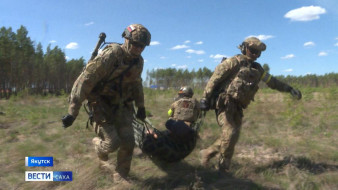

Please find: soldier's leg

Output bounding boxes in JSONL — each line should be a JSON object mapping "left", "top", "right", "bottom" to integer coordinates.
{"left": 115, "top": 108, "right": 135, "bottom": 177}
{"left": 93, "top": 122, "right": 121, "bottom": 161}
{"left": 200, "top": 109, "right": 226, "bottom": 167}
{"left": 200, "top": 138, "right": 221, "bottom": 167}
{"left": 218, "top": 108, "right": 242, "bottom": 171}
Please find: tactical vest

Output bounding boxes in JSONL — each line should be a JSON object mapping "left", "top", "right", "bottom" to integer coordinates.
{"left": 90, "top": 43, "right": 141, "bottom": 104}
{"left": 173, "top": 98, "right": 198, "bottom": 122}
{"left": 226, "top": 59, "right": 261, "bottom": 108}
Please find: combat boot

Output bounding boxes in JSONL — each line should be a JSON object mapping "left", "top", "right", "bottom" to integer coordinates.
{"left": 199, "top": 148, "right": 218, "bottom": 167}
{"left": 92, "top": 137, "right": 108, "bottom": 161}
{"left": 113, "top": 172, "right": 132, "bottom": 186}
{"left": 218, "top": 156, "right": 231, "bottom": 173}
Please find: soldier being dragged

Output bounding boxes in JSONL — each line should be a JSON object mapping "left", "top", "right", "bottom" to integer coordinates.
{"left": 134, "top": 86, "right": 203, "bottom": 163}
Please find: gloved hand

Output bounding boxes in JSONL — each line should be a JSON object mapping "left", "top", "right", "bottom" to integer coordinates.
{"left": 136, "top": 107, "right": 146, "bottom": 121}
{"left": 200, "top": 98, "right": 210, "bottom": 111}
{"left": 62, "top": 114, "right": 75, "bottom": 128}
{"left": 290, "top": 88, "right": 302, "bottom": 100}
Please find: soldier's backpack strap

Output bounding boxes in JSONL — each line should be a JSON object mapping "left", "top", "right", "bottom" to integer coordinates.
{"left": 104, "top": 58, "right": 139, "bottom": 97}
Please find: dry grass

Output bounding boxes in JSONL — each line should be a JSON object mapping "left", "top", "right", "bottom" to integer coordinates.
{"left": 0, "top": 87, "right": 337, "bottom": 189}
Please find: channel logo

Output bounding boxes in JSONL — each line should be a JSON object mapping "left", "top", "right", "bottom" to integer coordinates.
{"left": 25, "top": 157, "right": 53, "bottom": 167}
{"left": 25, "top": 171, "right": 72, "bottom": 181}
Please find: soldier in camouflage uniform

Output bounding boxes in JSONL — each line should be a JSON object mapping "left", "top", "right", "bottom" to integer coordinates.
{"left": 168, "top": 86, "right": 201, "bottom": 129}
{"left": 139, "top": 86, "right": 201, "bottom": 162}
{"left": 199, "top": 37, "right": 302, "bottom": 172}
{"left": 62, "top": 24, "right": 151, "bottom": 181}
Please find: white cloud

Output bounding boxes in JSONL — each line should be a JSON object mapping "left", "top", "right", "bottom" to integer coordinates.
{"left": 335, "top": 37, "right": 338, "bottom": 40}
{"left": 284, "top": 6, "right": 326, "bottom": 21}
{"left": 198, "top": 59, "right": 204, "bottom": 62}
{"left": 318, "top": 51, "right": 328, "bottom": 56}
{"left": 195, "top": 41, "right": 203, "bottom": 45}
{"left": 171, "top": 64, "right": 188, "bottom": 69}
{"left": 85, "top": 21, "right": 94, "bottom": 26}
{"left": 171, "top": 44, "right": 189, "bottom": 50}
{"left": 160, "top": 56, "right": 166, "bottom": 59}
{"left": 284, "top": 68, "right": 293, "bottom": 72}
{"left": 177, "top": 65, "right": 188, "bottom": 69}
{"left": 334, "top": 42, "right": 338, "bottom": 47}
{"left": 186, "top": 56, "right": 192, "bottom": 59}
{"left": 185, "top": 49, "right": 205, "bottom": 55}
{"left": 144, "top": 59, "right": 148, "bottom": 63}
{"left": 49, "top": 40, "right": 56, "bottom": 43}
{"left": 248, "top": 35, "right": 274, "bottom": 41}
{"left": 66, "top": 42, "right": 79, "bottom": 49}
{"left": 210, "top": 54, "right": 227, "bottom": 59}
{"left": 150, "top": 41, "right": 160, "bottom": 46}
{"left": 281, "top": 54, "right": 295, "bottom": 59}
{"left": 304, "top": 41, "right": 315, "bottom": 47}
{"left": 184, "top": 40, "right": 191, "bottom": 44}
{"left": 65, "top": 56, "right": 70, "bottom": 60}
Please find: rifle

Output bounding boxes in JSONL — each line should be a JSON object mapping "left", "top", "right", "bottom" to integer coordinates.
{"left": 90, "top": 32, "right": 106, "bottom": 61}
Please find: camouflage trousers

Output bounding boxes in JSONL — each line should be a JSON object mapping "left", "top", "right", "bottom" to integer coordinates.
{"left": 91, "top": 102, "right": 135, "bottom": 176}
{"left": 206, "top": 99, "right": 243, "bottom": 171}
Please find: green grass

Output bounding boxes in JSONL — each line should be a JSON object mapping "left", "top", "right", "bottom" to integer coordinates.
{"left": 0, "top": 87, "right": 337, "bottom": 189}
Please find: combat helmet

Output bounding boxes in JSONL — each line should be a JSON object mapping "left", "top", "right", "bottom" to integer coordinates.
{"left": 178, "top": 86, "right": 194, "bottom": 98}
{"left": 238, "top": 37, "right": 266, "bottom": 54}
{"left": 122, "top": 24, "right": 151, "bottom": 46}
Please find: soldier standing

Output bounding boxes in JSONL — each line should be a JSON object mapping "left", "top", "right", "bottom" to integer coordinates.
{"left": 199, "top": 37, "right": 302, "bottom": 173}
{"left": 62, "top": 24, "right": 151, "bottom": 182}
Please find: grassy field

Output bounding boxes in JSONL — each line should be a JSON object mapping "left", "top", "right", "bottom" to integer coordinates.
{"left": 0, "top": 87, "right": 337, "bottom": 190}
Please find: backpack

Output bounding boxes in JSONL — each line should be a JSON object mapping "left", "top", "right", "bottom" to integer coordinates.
{"left": 173, "top": 98, "right": 198, "bottom": 122}
{"left": 226, "top": 64, "right": 261, "bottom": 108}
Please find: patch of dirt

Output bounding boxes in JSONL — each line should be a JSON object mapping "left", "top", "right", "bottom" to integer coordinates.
{"left": 255, "top": 155, "right": 338, "bottom": 175}
{"left": 312, "top": 92, "right": 326, "bottom": 101}
{"left": 236, "top": 145, "right": 284, "bottom": 165}
{"left": 0, "top": 123, "right": 10, "bottom": 129}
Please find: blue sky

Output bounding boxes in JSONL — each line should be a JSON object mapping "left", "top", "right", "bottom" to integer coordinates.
{"left": 1, "top": 0, "right": 338, "bottom": 80}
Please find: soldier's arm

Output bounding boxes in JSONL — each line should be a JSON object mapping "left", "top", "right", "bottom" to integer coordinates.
{"left": 203, "top": 58, "right": 239, "bottom": 100}
{"left": 168, "top": 102, "right": 176, "bottom": 117}
{"left": 254, "top": 62, "right": 292, "bottom": 92}
{"left": 255, "top": 63, "right": 301, "bottom": 99}
{"left": 195, "top": 99, "right": 201, "bottom": 117}
{"left": 68, "top": 47, "right": 117, "bottom": 117}
{"left": 132, "top": 58, "right": 145, "bottom": 108}
{"left": 258, "top": 66, "right": 293, "bottom": 93}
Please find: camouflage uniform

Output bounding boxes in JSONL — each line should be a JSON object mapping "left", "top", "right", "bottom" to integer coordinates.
{"left": 66, "top": 24, "right": 151, "bottom": 177}
{"left": 169, "top": 96, "right": 201, "bottom": 127}
{"left": 201, "top": 37, "right": 301, "bottom": 171}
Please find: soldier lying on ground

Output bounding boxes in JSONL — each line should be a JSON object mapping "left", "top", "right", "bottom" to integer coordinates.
{"left": 133, "top": 86, "right": 204, "bottom": 163}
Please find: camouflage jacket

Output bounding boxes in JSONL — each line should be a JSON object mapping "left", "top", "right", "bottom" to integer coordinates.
{"left": 169, "top": 97, "right": 201, "bottom": 123}
{"left": 203, "top": 54, "right": 292, "bottom": 108}
{"left": 68, "top": 43, "right": 144, "bottom": 117}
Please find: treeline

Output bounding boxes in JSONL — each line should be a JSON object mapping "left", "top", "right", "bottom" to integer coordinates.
{"left": 0, "top": 25, "right": 85, "bottom": 95}
{"left": 1, "top": 25, "right": 337, "bottom": 97}
{"left": 145, "top": 67, "right": 213, "bottom": 88}
{"left": 145, "top": 68, "right": 338, "bottom": 89}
